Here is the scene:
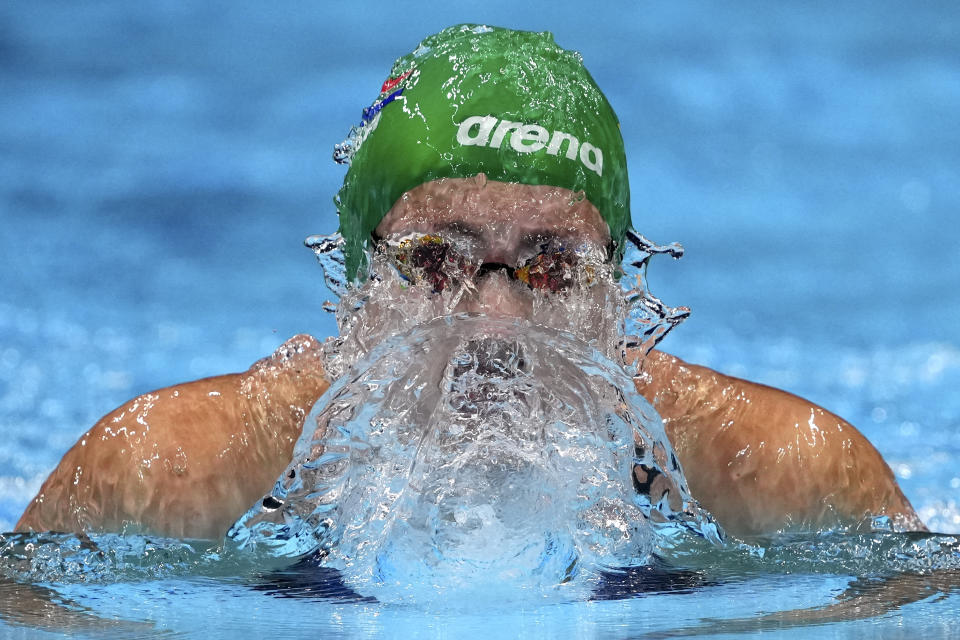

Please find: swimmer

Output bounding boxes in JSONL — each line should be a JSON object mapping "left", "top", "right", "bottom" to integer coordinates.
{"left": 15, "top": 24, "right": 925, "bottom": 541}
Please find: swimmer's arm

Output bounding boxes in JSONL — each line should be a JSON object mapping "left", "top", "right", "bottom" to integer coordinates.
{"left": 15, "top": 334, "right": 330, "bottom": 540}
{"left": 632, "top": 349, "right": 926, "bottom": 538}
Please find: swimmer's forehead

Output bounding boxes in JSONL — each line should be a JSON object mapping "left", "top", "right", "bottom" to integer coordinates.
{"left": 375, "top": 177, "right": 610, "bottom": 249}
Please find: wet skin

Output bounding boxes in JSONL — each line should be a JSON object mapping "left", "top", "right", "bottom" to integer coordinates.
{"left": 16, "top": 178, "right": 925, "bottom": 539}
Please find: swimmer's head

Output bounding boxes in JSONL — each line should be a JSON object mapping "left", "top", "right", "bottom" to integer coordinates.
{"left": 334, "top": 24, "right": 630, "bottom": 281}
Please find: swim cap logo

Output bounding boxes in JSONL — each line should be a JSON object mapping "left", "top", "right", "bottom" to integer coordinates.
{"left": 362, "top": 68, "right": 417, "bottom": 125}
{"left": 334, "top": 68, "right": 416, "bottom": 165}
{"left": 380, "top": 70, "right": 412, "bottom": 94}
{"left": 456, "top": 115, "right": 603, "bottom": 177}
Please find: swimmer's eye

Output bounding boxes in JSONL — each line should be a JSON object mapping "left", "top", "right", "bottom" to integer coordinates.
{"left": 514, "top": 249, "right": 588, "bottom": 293}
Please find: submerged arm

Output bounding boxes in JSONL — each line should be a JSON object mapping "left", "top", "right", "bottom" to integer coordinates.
{"left": 15, "top": 334, "right": 330, "bottom": 540}
{"left": 633, "top": 349, "right": 925, "bottom": 538}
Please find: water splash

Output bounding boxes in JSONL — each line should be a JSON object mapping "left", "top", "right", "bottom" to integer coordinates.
{"left": 228, "top": 315, "right": 720, "bottom": 601}
{"left": 0, "top": 531, "right": 268, "bottom": 584}
{"left": 305, "top": 233, "right": 350, "bottom": 302}
{"left": 666, "top": 529, "right": 960, "bottom": 579}
{"left": 619, "top": 230, "right": 690, "bottom": 367}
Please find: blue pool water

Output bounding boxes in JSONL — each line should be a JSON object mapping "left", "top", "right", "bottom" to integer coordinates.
{"left": 2, "top": 1, "right": 959, "bottom": 637}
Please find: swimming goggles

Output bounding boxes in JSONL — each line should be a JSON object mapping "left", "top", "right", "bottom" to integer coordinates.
{"left": 375, "top": 233, "right": 600, "bottom": 294}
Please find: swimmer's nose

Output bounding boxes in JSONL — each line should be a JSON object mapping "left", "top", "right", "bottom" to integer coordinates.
{"left": 455, "top": 268, "right": 532, "bottom": 318}
{"left": 476, "top": 262, "right": 514, "bottom": 280}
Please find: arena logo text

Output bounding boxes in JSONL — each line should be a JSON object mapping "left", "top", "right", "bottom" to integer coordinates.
{"left": 455, "top": 115, "right": 603, "bottom": 177}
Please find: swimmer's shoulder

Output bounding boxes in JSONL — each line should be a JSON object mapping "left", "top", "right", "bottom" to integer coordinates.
{"left": 629, "top": 348, "right": 726, "bottom": 417}
{"left": 15, "top": 333, "right": 333, "bottom": 538}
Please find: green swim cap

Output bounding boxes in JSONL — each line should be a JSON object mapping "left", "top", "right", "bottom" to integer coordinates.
{"left": 334, "top": 24, "right": 630, "bottom": 280}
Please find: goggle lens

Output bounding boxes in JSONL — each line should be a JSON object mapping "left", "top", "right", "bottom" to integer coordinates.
{"left": 515, "top": 250, "right": 579, "bottom": 293}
